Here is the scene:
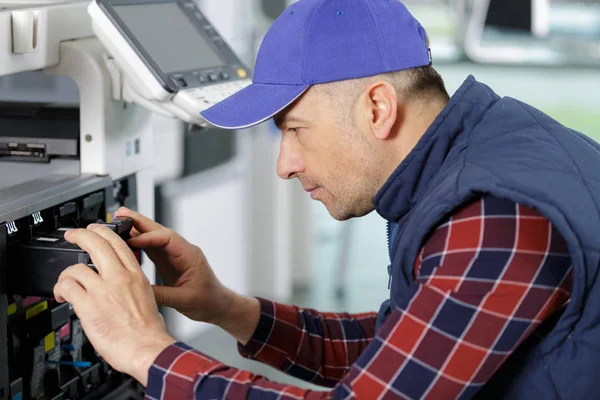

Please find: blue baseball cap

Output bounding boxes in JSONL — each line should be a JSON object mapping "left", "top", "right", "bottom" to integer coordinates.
{"left": 200, "top": 0, "right": 431, "bottom": 130}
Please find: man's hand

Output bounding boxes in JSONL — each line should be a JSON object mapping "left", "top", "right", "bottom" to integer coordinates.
{"left": 115, "top": 208, "right": 260, "bottom": 345}
{"left": 54, "top": 224, "right": 176, "bottom": 386}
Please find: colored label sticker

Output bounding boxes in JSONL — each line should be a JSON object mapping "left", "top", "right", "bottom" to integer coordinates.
{"left": 7, "top": 303, "right": 17, "bottom": 316}
{"left": 44, "top": 332, "right": 55, "bottom": 353}
{"left": 237, "top": 68, "right": 247, "bottom": 78}
{"left": 106, "top": 212, "right": 113, "bottom": 223}
{"left": 59, "top": 321, "right": 71, "bottom": 340}
{"left": 26, "top": 301, "right": 47, "bottom": 320}
{"left": 22, "top": 296, "right": 41, "bottom": 307}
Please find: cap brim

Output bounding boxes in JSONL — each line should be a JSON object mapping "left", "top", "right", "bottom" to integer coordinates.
{"left": 200, "top": 83, "right": 310, "bottom": 130}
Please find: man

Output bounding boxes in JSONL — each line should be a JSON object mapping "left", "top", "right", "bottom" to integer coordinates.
{"left": 53, "top": 0, "right": 600, "bottom": 398}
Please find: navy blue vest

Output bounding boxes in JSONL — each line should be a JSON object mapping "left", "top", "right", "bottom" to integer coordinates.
{"left": 373, "top": 76, "right": 600, "bottom": 399}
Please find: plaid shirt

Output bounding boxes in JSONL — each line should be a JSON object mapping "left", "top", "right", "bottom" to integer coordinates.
{"left": 146, "top": 196, "right": 572, "bottom": 399}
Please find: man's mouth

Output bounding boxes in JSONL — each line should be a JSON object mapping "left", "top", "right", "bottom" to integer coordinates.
{"left": 301, "top": 180, "right": 321, "bottom": 200}
{"left": 308, "top": 188, "right": 321, "bottom": 200}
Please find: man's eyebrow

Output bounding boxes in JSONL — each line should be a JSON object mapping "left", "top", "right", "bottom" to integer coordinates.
{"left": 274, "top": 115, "right": 310, "bottom": 130}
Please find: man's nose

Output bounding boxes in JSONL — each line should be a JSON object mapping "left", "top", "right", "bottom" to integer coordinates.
{"left": 277, "top": 134, "right": 304, "bottom": 180}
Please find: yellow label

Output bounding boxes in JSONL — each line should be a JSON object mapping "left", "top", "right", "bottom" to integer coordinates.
{"left": 237, "top": 69, "right": 247, "bottom": 79}
{"left": 7, "top": 303, "right": 17, "bottom": 316}
{"left": 44, "top": 332, "right": 55, "bottom": 352}
{"left": 25, "top": 301, "right": 47, "bottom": 320}
{"left": 106, "top": 213, "right": 113, "bottom": 223}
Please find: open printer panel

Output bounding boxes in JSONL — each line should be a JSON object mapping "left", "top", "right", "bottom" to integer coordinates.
{"left": 0, "top": 174, "right": 144, "bottom": 400}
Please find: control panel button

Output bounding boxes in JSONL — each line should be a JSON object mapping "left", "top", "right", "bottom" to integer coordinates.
{"left": 176, "top": 77, "right": 188, "bottom": 88}
{"left": 208, "top": 72, "right": 218, "bottom": 82}
{"left": 196, "top": 74, "right": 205, "bottom": 83}
{"left": 220, "top": 71, "right": 230, "bottom": 80}
{"left": 237, "top": 69, "right": 248, "bottom": 79}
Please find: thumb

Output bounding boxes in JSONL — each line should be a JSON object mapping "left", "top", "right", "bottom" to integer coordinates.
{"left": 153, "top": 285, "right": 189, "bottom": 309}
{"left": 128, "top": 229, "right": 170, "bottom": 249}
{"left": 129, "top": 229, "right": 192, "bottom": 263}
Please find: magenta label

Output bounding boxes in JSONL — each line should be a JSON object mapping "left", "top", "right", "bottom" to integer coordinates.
{"left": 22, "top": 297, "right": 42, "bottom": 307}
{"left": 59, "top": 322, "right": 71, "bottom": 339}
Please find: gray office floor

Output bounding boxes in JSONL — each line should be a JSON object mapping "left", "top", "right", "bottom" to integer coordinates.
{"left": 188, "top": 203, "right": 391, "bottom": 390}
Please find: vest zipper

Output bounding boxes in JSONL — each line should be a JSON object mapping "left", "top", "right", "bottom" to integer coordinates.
{"left": 387, "top": 221, "right": 392, "bottom": 290}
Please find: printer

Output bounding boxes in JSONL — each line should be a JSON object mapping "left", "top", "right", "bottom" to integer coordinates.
{"left": 0, "top": 0, "right": 250, "bottom": 398}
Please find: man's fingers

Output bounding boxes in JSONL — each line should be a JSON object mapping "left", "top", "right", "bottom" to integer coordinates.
{"left": 129, "top": 229, "right": 194, "bottom": 275}
{"left": 64, "top": 229, "right": 124, "bottom": 276}
{"left": 130, "top": 227, "right": 142, "bottom": 238}
{"left": 128, "top": 228, "right": 191, "bottom": 259}
{"left": 127, "top": 229, "right": 171, "bottom": 249}
{"left": 58, "top": 263, "right": 101, "bottom": 290}
{"left": 54, "top": 278, "right": 87, "bottom": 306}
{"left": 88, "top": 225, "right": 141, "bottom": 273}
{"left": 115, "top": 207, "right": 162, "bottom": 234}
{"left": 153, "top": 285, "right": 188, "bottom": 309}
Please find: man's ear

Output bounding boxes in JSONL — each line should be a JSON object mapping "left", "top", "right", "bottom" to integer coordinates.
{"left": 362, "top": 81, "right": 399, "bottom": 140}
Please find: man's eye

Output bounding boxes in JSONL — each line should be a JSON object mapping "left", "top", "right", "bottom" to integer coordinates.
{"left": 288, "top": 127, "right": 301, "bottom": 134}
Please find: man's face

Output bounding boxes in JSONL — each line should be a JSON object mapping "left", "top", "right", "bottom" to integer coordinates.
{"left": 276, "top": 87, "right": 385, "bottom": 221}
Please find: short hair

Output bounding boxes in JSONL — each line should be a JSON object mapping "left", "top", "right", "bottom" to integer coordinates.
{"left": 315, "top": 33, "right": 450, "bottom": 107}
{"left": 384, "top": 33, "right": 449, "bottom": 102}
{"left": 315, "top": 65, "right": 449, "bottom": 108}
{"left": 383, "top": 65, "right": 450, "bottom": 102}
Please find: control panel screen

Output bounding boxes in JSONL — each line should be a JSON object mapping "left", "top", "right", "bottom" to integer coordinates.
{"left": 113, "top": 3, "right": 225, "bottom": 73}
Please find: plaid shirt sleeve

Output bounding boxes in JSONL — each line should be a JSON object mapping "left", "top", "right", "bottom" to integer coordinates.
{"left": 145, "top": 195, "right": 572, "bottom": 399}
{"left": 237, "top": 300, "right": 378, "bottom": 387}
